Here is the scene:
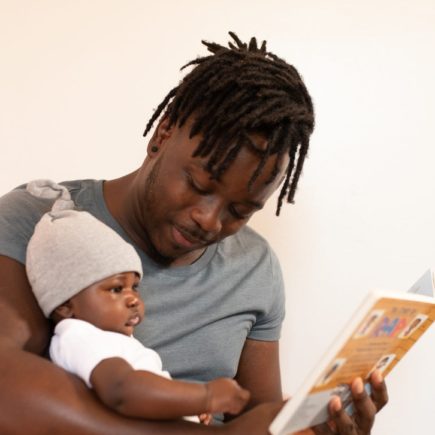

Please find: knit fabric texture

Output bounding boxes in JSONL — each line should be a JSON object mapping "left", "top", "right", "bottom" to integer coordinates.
{"left": 25, "top": 180, "right": 143, "bottom": 317}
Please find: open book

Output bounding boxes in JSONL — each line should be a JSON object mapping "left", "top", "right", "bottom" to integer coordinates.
{"left": 269, "top": 269, "right": 435, "bottom": 435}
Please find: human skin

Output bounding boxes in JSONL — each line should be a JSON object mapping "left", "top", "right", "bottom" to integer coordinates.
{"left": 53, "top": 272, "right": 146, "bottom": 336}
{"left": 0, "top": 256, "right": 282, "bottom": 434}
{"left": 0, "top": 117, "right": 388, "bottom": 433}
{"left": 105, "top": 117, "right": 290, "bottom": 268}
{"left": 103, "top": 116, "right": 389, "bottom": 432}
{"left": 54, "top": 271, "right": 250, "bottom": 420}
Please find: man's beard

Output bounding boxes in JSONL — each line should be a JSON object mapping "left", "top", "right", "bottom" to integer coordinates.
{"left": 140, "top": 158, "right": 176, "bottom": 267}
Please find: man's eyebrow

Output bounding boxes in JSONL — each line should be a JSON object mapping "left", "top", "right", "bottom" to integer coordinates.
{"left": 194, "top": 163, "right": 264, "bottom": 209}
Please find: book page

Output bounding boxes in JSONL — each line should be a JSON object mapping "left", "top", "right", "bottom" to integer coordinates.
{"left": 408, "top": 269, "right": 434, "bottom": 296}
{"left": 270, "top": 295, "right": 435, "bottom": 434}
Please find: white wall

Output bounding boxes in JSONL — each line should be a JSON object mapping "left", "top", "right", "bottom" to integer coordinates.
{"left": 1, "top": 1, "right": 434, "bottom": 434}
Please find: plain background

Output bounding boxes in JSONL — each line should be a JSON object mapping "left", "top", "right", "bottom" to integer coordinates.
{"left": 1, "top": 1, "right": 434, "bottom": 434}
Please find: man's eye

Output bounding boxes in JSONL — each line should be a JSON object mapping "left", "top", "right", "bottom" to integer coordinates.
{"left": 229, "top": 205, "right": 252, "bottom": 220}
{"left": 110, "top": 286, "right": 123, "bottom": 293}
{"left": 187, "top": 174, "right": 208, "bottom": 195}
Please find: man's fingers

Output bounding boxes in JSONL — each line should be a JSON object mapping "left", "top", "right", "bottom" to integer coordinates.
{"left": 349, "top": 377, "right": 376, "bottom": 433}
{"left": 329, "top": 396, "right": 358, "bottom": 435}
{"left": 311, "top": 421, "right": 335, "bottom": 435}
{"left": 294, "top": 428, "right": 315, "bottom": 435}
{"left": 309, "top": 375, "right": 387, "bottom": 435}
{"left": 369, "top": 370, "right": 389, "bottom": 412}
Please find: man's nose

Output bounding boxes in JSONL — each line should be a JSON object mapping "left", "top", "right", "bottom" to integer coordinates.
{"left": 191, "top": 199, "right": 223, "bottom": 235}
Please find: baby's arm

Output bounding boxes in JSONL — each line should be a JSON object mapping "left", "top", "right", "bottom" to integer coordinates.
{"left": 90, "top": 357, "right": 250, "bottom": 420}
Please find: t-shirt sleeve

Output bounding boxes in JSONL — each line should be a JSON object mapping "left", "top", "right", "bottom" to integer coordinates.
{"left": 0, "top": 186, "right": 51, "bottom": 264}
{"left": 50, "top": 320, "right": 169, "bottom": 387}
{"left": 247, "top": 247, "right": 286, "bottom": 341}
{"left": 49, "top": 320, "right": 131, "bottom": 388}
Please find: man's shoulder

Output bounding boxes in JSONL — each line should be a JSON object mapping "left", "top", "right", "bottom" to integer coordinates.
{"left": 215, "top": 226, "right": 283, "bottom": 281}
{"left": 222, "top": 225, "right": 272, "bottom": 255}
{"left": 60, "top": 179, "right": 98, "bottom": 195}
{"left": 0, "top": 179, "right": 98, "bottom": 213}
{"left": 0, "top": 179, "right": 100, "bottom": 264}
{"left": 213, "top": 225, "right": 282, "bottom": 275}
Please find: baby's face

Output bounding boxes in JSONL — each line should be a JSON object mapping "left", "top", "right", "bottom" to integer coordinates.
{"left": 67, "top": 271, "right": 145, "bottom": 335}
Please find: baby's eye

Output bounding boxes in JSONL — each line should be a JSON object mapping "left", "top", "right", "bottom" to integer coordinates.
{"left": 132, "top": 284, "right": 139, "bottom": 292}
{"left": 110, "top": 286, "right": 123, "bottom": 293}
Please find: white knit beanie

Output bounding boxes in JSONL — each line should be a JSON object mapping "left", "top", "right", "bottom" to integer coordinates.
{"left": 26, "top": 179, "right": 143, "bottom": 317}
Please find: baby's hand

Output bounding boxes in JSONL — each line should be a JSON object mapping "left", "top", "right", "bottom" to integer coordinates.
{"left": 205, "top": 378, "right": 250, "bottom": 415}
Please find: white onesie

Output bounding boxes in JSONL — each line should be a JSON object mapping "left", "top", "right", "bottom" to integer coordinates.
{"left": 49, "top": 318, "right": 171, "bottom": 388}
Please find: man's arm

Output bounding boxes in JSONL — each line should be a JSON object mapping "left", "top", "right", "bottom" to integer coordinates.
{"left": 0, "top": 256, "right": 188, "bottom": 434}
{"left": 235, "top": 338, "right": 283, "bottom": 410}
{"left": 90, "top": 357, "right": 250, "bottom": 419}
{"left": 234, "top": 336, "right": 389, "bottom": 435}
{"left": 0, "top": 256, "right": 286, "bottom": 435}
{"left": 0, "top": 256, "right": 386, "bottom": 435}
{"left": 297, "top": 374, "right": 389, "bottom": 435}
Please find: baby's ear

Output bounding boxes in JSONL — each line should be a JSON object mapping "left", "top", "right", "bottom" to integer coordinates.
{"left": 52, "top": 301, "right": 74, "bottom": 322}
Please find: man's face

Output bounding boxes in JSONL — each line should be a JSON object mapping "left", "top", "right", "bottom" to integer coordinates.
{"left": 61, "top": 272, "right": 145, "bottom": 336}
{"left": 133, "top": 119, "right": 288, "bottom": 266}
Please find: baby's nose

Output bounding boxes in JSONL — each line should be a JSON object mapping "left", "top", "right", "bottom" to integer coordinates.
{"left": 126, "top": 294, "right": 139, "bottom": 307}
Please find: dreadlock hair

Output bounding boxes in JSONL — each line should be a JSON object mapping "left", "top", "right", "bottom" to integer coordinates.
{"left": 143, "top": 31, "right": 315, "bottom": 215}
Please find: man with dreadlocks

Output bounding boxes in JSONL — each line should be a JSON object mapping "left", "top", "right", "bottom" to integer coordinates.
{"left": 0, "top": 33, "right": 387, "bottom": 434}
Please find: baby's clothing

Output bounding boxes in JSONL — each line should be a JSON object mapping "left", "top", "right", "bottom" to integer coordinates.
{"left": 50, "top": 318, "right": 171, "bottom": 388}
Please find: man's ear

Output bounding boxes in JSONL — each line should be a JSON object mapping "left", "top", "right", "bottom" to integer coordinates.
{"left": 147, "top": 116, "right": 173, "bottom": 156}
{"left": 52, "top": 300, "right": 74, "bottom": 322}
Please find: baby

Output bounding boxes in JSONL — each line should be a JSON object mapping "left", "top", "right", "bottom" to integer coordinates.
{"left": 25, "top": 179, "right": 250, "bottom": 423}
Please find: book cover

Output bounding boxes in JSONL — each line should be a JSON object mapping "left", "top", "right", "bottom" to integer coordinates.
{"left": 269, "top": 270, "right": 435, "bottom": 435}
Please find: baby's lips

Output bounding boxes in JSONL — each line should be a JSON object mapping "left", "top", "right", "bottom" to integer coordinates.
{"left": 126, "top": 314, "right": 141, "bottom": 326}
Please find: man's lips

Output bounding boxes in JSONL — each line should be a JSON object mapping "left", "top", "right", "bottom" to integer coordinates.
{"left": 172, "top": 225, "right": 207, "bottom": 249}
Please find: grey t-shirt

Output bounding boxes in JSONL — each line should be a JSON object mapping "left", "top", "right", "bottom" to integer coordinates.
{"left": 0, "top": 179, "right": 285, "bottom": 383}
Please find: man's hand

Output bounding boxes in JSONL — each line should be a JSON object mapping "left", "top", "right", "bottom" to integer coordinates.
{"left": 297, "top": 371, "right": 388, "bottom": 435}
{"left": 206, "top": 378, "right": 251, "bottom": 415}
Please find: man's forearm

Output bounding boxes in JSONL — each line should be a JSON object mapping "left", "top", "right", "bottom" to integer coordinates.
{"left": 0, "top": 348, "right": 224, "bottom": 435}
